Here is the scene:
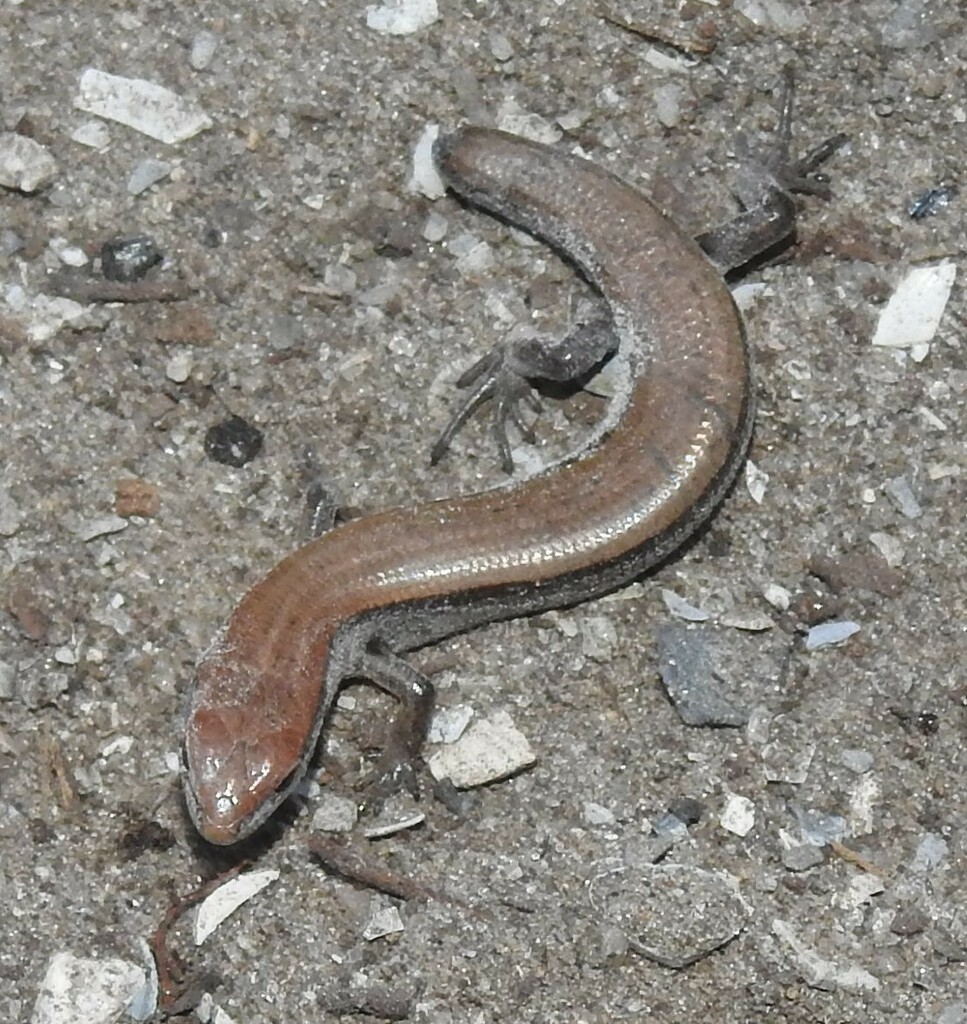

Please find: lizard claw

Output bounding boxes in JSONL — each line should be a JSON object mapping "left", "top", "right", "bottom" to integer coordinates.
{"left": 431, "top": 341, "right": 540, "bottom": 474}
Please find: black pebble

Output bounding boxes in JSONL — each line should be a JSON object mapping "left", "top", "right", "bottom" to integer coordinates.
{"left": 204, "top": 416, "right": 264, "bottom": 467}
{"left": 101, "top": 235, "right": 163, "bottom": 282}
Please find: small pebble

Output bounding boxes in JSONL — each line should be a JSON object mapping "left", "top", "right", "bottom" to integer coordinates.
{"left": 0, "top": 132, "right": 58, "bottom": 192}
{"left": 583, "top": 802, "right": 617, "bottom": 827}
{"left": 204, "top": 416, "right": 264, "bottom": 468}
{"left": 189, "top": 30, "right": 220, "bottom": 71}
{"left": 366, "top": 0, "right": 440, "bottom": 35}
{"left": 781, "top": 842, "right": 824, "bottom": 872}
{"left": 890, "top": 906, "right": 930, "bottom": 936}
{"left": 720, "top": 794, "right": 755, "bottom": 837}
{"left": 75, "top": 515, "right": 129, "bottom": 541}
{"left": 762, "top": 583, "right": 791, "bottom": 611}
{"left": 1, "top": 227, "right": 24, "bottom": 256}
{"left": 840, "top": 748, "right": 874, "bottom": 774}
{"left": 101, "top": 235, "right": 163, "bottom": 282}
{"left": 653, "top": 83, "right": 685, "bottom": 128}
{"left": 805, "top": 620, "right": 860, "bottom": 650}
{"left": 489, "top": 32, "right": 514, "bottom": 61}
{"left": 656, "top": 623, "right": 748, "bottom": 727}
{"left": 883, "top": 477, "right": 922, "bottom": 519}
{"left": 427, "top": 703, "right": 473, "bottom": 744}
{"left": 868, "top": 531, "right": 904, "bottom": 567}
{"left": 127, "top": 158, "right": 172, "bottom": 195}
{"left": 422, "top": 210, "right": 448, "bottom": 243}
{"left": 311, "top": 794, "right": 358, "bottom": 833}
{"left": 322, "top": 263, "right": 357, "bottom": 297}
{"left": 661, "top": 589, "right": 709, "bottom": 622}
{"left": 165, "top": 351, "right": 193, "bottom": 383}
{"left": 48, "top": 236, "right": 87, "bottom": 267}
{"left": 70, "top": 120, "right": 111, "bottom": 150}
{"left": 426, "top": 708, "right": 535, "bottom": 788}
{"left": 745, "top": 460, "right": 769, "bottom": 503}
{"left": 652, "top": 813, "right": 689, "bottom": 841}
{"left": 32, "top": 952, "right": 146, "bottom": 1024}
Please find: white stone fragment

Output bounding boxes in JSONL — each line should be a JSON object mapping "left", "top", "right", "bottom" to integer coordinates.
{"left": 489, "top": 32, "right": 514, "bottom": 61}
{"left": 495, "top": 97, "right": 562, "bottom": 145}
{"left": 408, "top": 123, "right": 445, "bottom": 199}
{"left": 720, "top": 793, "right": 755, "bottom": 836}
{"left": 583, "top": 801, "right": 617, "bottom": 826}
{"left": 70, "top": 120, "right": 111, "bottom": 150}
{"left": 455, "top": 240, "right": 494, "bottom": 275}
{"left": 883, "top": 476, "right": 922, "bottom": 519}
{"left": 557, "top": 108, "right": 589, "bottom": 131}
{"left": 126, "top": 939, "right": 158, "bottom": 1022}
{"left": 731, "top": 281, "right": 768, "bottom": 310}
{"left": 366, "top": 0, "right": 439, "bottom": 35}
{"left": 428, "top": 703, "right": 474, "bottom": 743}
{"left": 0, "top": 132, "right": 58, "bottom": 192}
{"left": 2, "top": 285, "right": 91, "bottom": 341}
{"left": 363, "top": 903, "right": 405, "bottom": 940}
{"left": 869, "top": 531, "right": 904, "bottom": 566}
{"left": 193, "top": 868, "right": 280, "bottom": 945}
{"left": 127, "top": 158, "right": 171, "bottom": 195}
{"left": 661, "top": 589, "right": 710, "bottom": 622}
{"left": 910, "top": 832, "right": 947, "bottom": 874}
{"left": 643, "top": 47, "right": 695, "bottom": 73}
{"left": 0, "top": 488, "right": 23, "bottom": 536}
{"left": 31, "top": 952, "right": 145, "bottom": 1024}
{"left": 848, "top": 778, "right": 880, "bottom": 835}
{"left": 100, "top": 735, "right": 133, "bottom": 758}
{"left": 427, "top": 708, "right": 535, "bottom": 787}
{"left": 745, "top": 459, "right": 769, "bottom": 503}
{"left": 762, "top": 584, "right": 791, "bottom": 611}
{"left": 926, "top": 462, "right": 959, "bottom": 480}
{"left": 805, "top": 620, "right": 860, "bottom": 650}
{"left": 762, "top": 741, "right": 815, "bottom": 784}
{"left": 165, "top": 350, "right": 193, "bottom": 383}
{"left": 49, "top": 238, "right": 88, "bottom": 267}
{"left": 189, "top": 30, "right": 220, "bottom": 70}
{"left": 74, "top": 515, "right": 128, "bottom": 541}
{"left": 75, "top": 68, "right": 212, "bottom": 144}
{"left": 735, "top": 0, "right": 807, "bottom": 33}
{"left": 422, "top": 210, "right": 448, "bottom": 242}
{"left": 871, "top": 262, "right": 956, "bottom": 348}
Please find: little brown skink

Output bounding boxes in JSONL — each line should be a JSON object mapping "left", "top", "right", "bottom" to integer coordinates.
{"left": 185, "top": 92, "right": 839, "bottom": 844}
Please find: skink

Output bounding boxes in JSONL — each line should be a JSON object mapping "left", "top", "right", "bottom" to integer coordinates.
{"left": 184, "top": 79, "right": 841, "bottom": 845}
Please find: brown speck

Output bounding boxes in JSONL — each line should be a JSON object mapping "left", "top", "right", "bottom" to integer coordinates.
{"left": 6, "top": 585, "right": 51, "bottom": 642}
{"left": 153, "top": 306, "right": 216, "bottom": 346}
{"left": 115, "top": 478, "right": 161, "bottom": 518}
{"left": 807, "top": 552, "right": 905, "bottom": 597}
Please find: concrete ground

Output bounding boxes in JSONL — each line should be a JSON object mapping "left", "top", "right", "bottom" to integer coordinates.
{"left": 1, "top": 1, "right": 964, "bottom": 1022}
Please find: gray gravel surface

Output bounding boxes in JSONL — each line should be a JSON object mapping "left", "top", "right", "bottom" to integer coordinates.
{"left": 2, "top": 2, "right": 965, "bottom": 1022}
